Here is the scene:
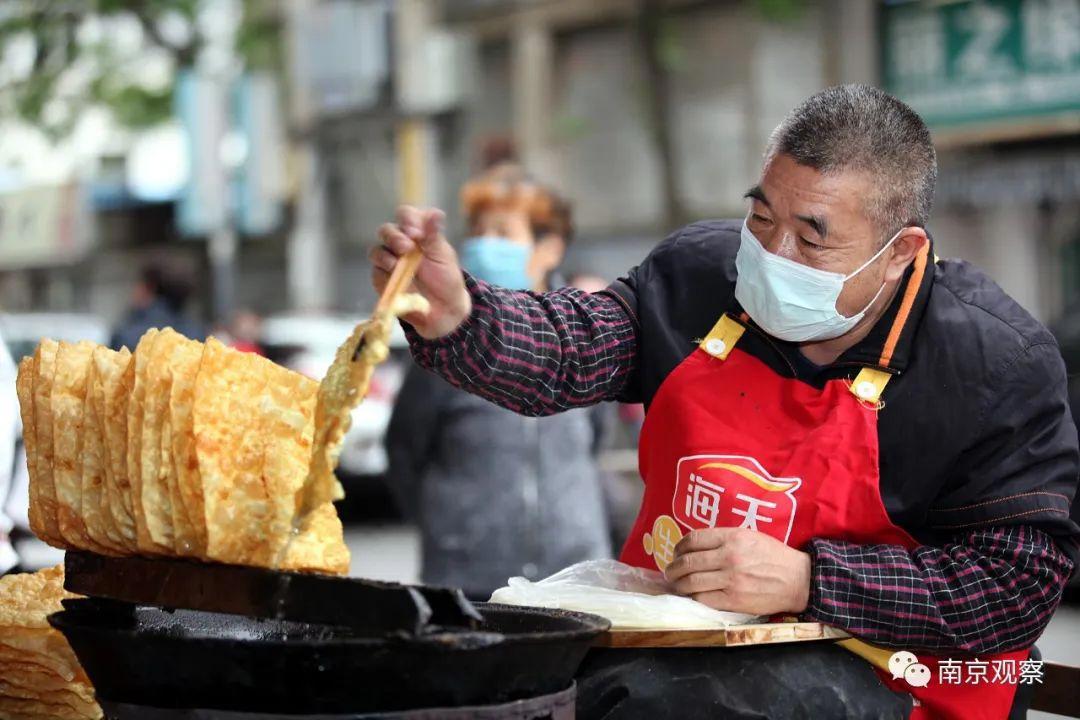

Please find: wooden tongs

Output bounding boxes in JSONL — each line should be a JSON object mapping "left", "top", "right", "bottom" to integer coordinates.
{"left": 352, "top": 249, "right": 424, "bottom": 360}
{"left": 378, "top": 248, "right": 423, "bottom": 313}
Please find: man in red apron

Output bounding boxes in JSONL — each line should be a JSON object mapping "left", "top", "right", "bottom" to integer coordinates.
{"left": 372, "top": 85, "right": 1078, "bottom": 719}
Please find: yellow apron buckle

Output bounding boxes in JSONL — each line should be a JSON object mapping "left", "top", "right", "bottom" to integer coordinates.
{"left": 850, "top": 367, "right": 892, "bottom": 406}
{"left": 699, "top": 315, "right": 745, "bottom": 360}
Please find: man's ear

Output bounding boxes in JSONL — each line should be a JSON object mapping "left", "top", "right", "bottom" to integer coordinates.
{"left": 885, "top": 227, "right": 928, "bottom": 283}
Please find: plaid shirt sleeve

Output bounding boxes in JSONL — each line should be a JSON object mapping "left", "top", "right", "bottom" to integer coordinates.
{"left": 405, "top": 274, "right": 639, "bottom": 415}
{"left": 804, "top": 525, "right": 1074, "bottom": 654}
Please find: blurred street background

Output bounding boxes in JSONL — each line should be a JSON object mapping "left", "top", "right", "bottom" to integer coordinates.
{"left": 0, "top": 0, "right": 1078, "bottom": 708}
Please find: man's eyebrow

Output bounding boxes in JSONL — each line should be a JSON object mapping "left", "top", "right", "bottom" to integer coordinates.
{"left": 744, "top": 186, "right": 769, "bottom": 206}
{"left": 744, "top": 186, "right": 828, "bottom": 239}
{"left": 796, "top": 213, "right": 828, "bottom": 239}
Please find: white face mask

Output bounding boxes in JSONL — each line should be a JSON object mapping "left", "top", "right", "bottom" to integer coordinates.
{"left": 734, "top": 221, "right": 900, "bottom": 343}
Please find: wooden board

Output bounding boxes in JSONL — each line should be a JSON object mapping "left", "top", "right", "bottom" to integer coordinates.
{"left": 595, "top": 621, "right": 849, "bottom": 648}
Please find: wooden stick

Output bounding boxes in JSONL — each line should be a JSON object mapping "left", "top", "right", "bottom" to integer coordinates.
{"left": 376, "top": 249, "right": 423, "bottom": 314}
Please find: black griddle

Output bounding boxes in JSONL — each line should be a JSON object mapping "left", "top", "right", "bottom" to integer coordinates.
{"left": 63, "top": 551, "right": 481, "bottom": 634}
{"left": 50, "top": 598, "right": 605, "bottom": 714}
{"left": 52, "top": 552, "right": 610, "bottom": 715}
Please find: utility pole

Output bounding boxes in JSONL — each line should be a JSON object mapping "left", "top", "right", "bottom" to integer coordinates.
{"left": 637, "top": 0, "right": 685, "bottom": 231}
{"left": 208, "top": 208, "right": 238, "bottom": 323}
{"left": 511, "top": 12, "right": 554, "bottom": 179}
{"left": 395, "top": 0, "right": 439, "bottom": 207}
{"left": 175, "top": 0, "right": 241, "bottom": 326}
{"left": 284, "top": 0, "right": 334, "bottom": 311}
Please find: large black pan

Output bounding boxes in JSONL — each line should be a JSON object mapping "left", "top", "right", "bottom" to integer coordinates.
{"left": 63, "top": 551, "right": 481, "bottom": 634}
{"left": 49, "top": 598, "right": 609, "bottom": 714}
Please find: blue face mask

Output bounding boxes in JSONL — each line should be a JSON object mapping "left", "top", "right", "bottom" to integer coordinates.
{"left": 459, "top": 236, "right": 533, "bottom": 290}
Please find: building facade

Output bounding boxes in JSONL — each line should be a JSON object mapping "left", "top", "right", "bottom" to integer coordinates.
{"left": 3, "top": 0, "right": 1078, "bottom": 332}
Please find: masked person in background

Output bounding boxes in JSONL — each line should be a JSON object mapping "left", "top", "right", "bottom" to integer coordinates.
{"left": 386, "top": 168, "right": 611, "bottom": 600}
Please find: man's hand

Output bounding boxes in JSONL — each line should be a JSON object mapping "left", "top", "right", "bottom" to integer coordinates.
{"left": 370, "top": 205, "right": 472, "bottom": 340}
{"left": 664, "top": 527, "right": 812, "bottom": 616}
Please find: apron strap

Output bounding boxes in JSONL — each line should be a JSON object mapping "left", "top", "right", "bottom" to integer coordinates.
{"left": 699, "top": 314, "right": 893, "bottom": 406}
{"left": 850, "top": 367, "right": 892, "bottom": 405}
{"left": 699, "top": 314, "right": 746, "bottom": 360}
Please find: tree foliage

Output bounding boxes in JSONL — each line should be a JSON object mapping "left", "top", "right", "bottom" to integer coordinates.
{"left": 753, "top": 0, "right": 806, "bottom": 23}
{"left": 0, "top": 0, "right": 280, "bottom": 139}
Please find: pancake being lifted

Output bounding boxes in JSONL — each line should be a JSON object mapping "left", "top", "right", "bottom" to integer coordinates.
{"left": 288, "top": 248, "right": 429, "bottom": 558}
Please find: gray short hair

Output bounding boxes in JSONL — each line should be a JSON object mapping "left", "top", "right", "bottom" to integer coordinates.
{"left": 766, "top": 84, "right": 937, "bottom": 242}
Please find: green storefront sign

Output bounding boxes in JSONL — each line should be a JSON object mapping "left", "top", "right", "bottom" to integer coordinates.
{"left": 881, "top": 0, "right": 1080, "bottom": 128}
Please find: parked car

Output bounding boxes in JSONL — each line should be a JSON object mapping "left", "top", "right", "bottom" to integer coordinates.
{"left": 0, "top": 313, "right": 110, "bottom": 361}
{"left": 260, "top": 313, "right": 412, "bottom": 520}
{"left": 0, "top": 313, "right": 110, "bottom": 570}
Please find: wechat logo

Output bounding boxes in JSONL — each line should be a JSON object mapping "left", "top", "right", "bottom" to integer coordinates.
{"left": 889, "top": 651, "right": 932, "bottom": 688}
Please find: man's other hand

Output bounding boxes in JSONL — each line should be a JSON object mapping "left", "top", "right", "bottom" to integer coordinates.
{"left": 665, "top": 527, "right": 812, "bottom": 616}
{"left": 371, "top": 205, "right": 472, "bottom": 340}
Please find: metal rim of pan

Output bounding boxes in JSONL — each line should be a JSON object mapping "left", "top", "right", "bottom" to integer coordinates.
{"left": 49, "top": 601, "right": 611, "bottom": 650}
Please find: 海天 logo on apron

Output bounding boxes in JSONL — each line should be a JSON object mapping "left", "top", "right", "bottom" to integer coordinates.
{"left": 672, "top": 455, "right": 802, "bottom": 543}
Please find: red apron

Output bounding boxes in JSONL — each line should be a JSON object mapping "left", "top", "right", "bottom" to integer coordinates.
{"left": 620, "top": 314, "right": 1026, "bottom": 720}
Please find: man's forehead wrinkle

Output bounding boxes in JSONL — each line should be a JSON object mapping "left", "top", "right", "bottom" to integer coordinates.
{"left": 765, "top": 152, "right": 882, "bottom": 212}
{"left": 761, "top": 165, "right": 847, "bottom": 208}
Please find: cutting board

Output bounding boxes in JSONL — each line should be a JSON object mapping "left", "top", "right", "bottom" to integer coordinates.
{"left": 595, "top": 621, "right": 849, "bottom": 648}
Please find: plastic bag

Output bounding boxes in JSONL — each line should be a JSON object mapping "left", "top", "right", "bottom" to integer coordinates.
{"left": 490, "top": 559, "right": 761, "bottom": 629}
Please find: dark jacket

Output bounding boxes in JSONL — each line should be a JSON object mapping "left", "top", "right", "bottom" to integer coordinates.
{"left": 387, "top": 365, "right": 611, "bottom": 597}
{"left": 111, "top": 299, "right": 205, "bottom": 351}
{"left": 605, "top": 219, "right": 1080, "bottom": 559}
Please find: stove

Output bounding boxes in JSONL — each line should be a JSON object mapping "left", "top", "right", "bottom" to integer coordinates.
{"left": 99, "top": 684, "right": 576, "bottom": 720}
